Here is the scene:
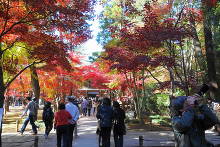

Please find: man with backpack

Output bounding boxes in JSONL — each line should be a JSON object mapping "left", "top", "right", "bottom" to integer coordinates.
{"left": 42, "top": 101, "right": 54, "bottom": 139}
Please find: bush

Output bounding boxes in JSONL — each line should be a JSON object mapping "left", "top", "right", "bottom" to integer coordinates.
{"left": 149, "top": 115, "right": 170, "bottom": 126}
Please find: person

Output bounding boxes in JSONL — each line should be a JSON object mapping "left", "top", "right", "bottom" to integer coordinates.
{"left": 170, "top": 84, "right": 219, "bottom": 147}
{"left": 92, "top": 99, "right": 98, "bottom": 115}
{"left": 65, "top": 96, "right": 80, "bottom": 145}
{"left": 113, "top": 101, "right": 126, "bottom": 147}
{"left": 96, "top": 97, "right": 114, "bottom": 147}
{"left": 81, "top": 98, "right": 88, "bottom": 116}
{"left": 87, "top": 99, "right": 92, "bottom": 117}
{"left": 19, "top": 97, "right": 38, "bottom": 135}
{"left": 96, "top": 99, "right": 102, "bottom": 145}
{"left": 55, "top": 103, "right": 72, "bottom": 147}
{"left": 42, "top": 101, "right": 54, "bottom": 139}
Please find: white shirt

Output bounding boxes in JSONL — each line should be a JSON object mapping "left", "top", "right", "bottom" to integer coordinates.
{"left": 65, "top": 102, "right": 79, "bottom": 122}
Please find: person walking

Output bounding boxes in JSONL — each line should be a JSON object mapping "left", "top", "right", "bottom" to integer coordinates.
{"left": 113, "top": 101, "right": 126, "bottom": 147}
{"left": 96, "top": 97, "right": 114, "bottom": 147}
{"left": 19, "top": 97, "right": 38, "bottom": 135}
{"left": 87, "top": 99, "right": 92, "bottom": 117}
{"left": 92, "top": 99, "right": 98, "bottom": 115}
{"left": 55, "top": 103, "right": 72, "bottom": 147}
{"left": 42, "top": 101, "right": 54, "bottom": 139}
{"left": 81, "top": 98, "right": 88, "bottom": 116}
{"left": 65, "top": 96, "right": 80, "bottom": 145}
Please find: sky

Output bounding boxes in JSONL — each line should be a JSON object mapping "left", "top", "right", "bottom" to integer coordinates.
{"left": 79, "top": 4, "right": 104, "bottom": 65}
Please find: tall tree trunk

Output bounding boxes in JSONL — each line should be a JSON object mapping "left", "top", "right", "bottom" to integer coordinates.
{"left": 30, "top": 65, "right": 40, "bottom": 121}
{"left": 202, "top": 1, "right": 219, "bottom": 99}
{"left": 189, "top": 3, "right": 207, "bottom": 75}
{"left": 215, "top": 51, "right": 220, "bottom": 101}
{"left": 30, "top": 65, "right": 40, "bottom": 102}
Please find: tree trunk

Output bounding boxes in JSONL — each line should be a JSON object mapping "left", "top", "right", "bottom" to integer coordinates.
{"left": 30, "top": 65, "right": 40, "bottom": 121}
{"left": 30, "top": 65, "right": 40, "bottom": 102}
{"left": 4, "top": 97, "right": 9, "bottom": 112}
{"left": 190, "top": 13, "right": 207, "bottom": 74}
{"left": 214, "top": 51, "right": 220, "bottom": 102}
{"left": 202, "top": 1, "right": 218, "bottom": 99}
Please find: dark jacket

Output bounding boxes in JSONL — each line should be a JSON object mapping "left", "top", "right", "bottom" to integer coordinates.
{"left": 113, "top": 107, "right": 126, "bottom": 135}
{"left": 96, "top": 105, "right": 114, "bottom": 127}
{"left": 43, "top": 107, "right": 54, "bottom": 122}
{"left": 171, "top": 96, "right": 219, "bottom": 147}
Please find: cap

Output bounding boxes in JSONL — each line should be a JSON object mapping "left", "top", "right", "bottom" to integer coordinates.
{"left": 66, "top": 96, "right": 75, "bottom": 100}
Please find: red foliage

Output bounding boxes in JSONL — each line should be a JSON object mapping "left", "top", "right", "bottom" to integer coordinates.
{"left": 81, "top": 64, "right": 110, "bottom": 89}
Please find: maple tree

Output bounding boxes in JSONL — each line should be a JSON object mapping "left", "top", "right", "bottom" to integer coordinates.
{"left": 0, "top": 0, "right": 95, "bottom": 143}
{"left": 81, "top": 63, "right": 111, "bottom": 89}
{"left": 0, "top": 0, "right": 94, "bottom": 103}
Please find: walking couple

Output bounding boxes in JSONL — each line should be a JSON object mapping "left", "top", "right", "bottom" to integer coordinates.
{"left": 96, "top": 98, "right": 126, "bottom": 147}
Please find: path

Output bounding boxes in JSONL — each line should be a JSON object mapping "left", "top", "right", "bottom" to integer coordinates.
{"left": 2, "top": 116, "right": 220, "bottom": 147}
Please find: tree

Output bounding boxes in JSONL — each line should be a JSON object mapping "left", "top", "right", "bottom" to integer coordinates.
{"left": 202, "top": 0, "right": 220, "bottom": 100}
{"left": 0, "top": 0, "right": 95, "bottom": 144}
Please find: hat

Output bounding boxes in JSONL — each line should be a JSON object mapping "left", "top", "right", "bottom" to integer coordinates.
{"left": 171, "top": 96, "right": 187, "bottom": 111}
{"left": 67, "top": 96, "right": 75, "bottom": 100}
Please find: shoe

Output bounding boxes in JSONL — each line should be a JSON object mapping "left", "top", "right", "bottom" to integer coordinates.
{"left": 44, "top": 134, "right": 48, "bottom": 139}
{"left": 31, "top": 132, "right": 37, "bottom": 135}
{"left": 18, "top": 131, "right": 23, "bottom": 135}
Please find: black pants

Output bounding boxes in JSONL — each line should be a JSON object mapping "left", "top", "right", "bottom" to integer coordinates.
{"left": 88, "top": 108, "right": 91, "bottom": 116}
{"left": 114, "top": 133, "right": 123, "bottom": 147}
{"left": 56, "top": 125, "right": 70, "bottom": 147}
{"left": 69, "top": 124, "right": 75, "bottom": 146}
{"left": 44, "top": 121, "right": 53, "bottom": 136}
{"left": 100, "top": 127, "right": 111, "bottom": 147}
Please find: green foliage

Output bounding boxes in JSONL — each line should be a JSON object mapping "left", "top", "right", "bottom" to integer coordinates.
{"left": 88, "top": 51, "right": 101, "bottom": 63}
{"left": 149, "top": 115, "right": 170, "bottom": 126}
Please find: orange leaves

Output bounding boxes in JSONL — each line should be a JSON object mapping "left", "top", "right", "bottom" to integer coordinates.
{"left": 151, "top": 0, "right": 174, "bottom": 16}
{"left": 56, "top": 0, "right": 70, "bottom": 7}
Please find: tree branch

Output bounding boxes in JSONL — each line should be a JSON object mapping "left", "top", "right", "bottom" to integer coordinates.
{"left": 1, "top": 0, "right": 10, "bottom": 36}
{"left": 145, "top": 68, "right": 162, "bottom": 84}
{"left": 1, "top": 39, "right": 18, "bottom": 53}
{"left": 5, "top": 59, "right": 46, "bottom": 89}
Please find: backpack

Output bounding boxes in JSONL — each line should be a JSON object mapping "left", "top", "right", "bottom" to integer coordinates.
{"left": 43, "top": 108, "right": 54, "bottom": 121}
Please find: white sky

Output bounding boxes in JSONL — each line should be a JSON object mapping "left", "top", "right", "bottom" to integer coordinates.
{"left": 79, "top": 4, "right": 104, "bottom": 65}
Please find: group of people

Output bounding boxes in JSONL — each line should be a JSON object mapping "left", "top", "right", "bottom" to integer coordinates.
{"left": 170, "top": 84, "right": 220, "bottom": 147}
{"left": 19, "top": 96, "right": 79, "bottom": 147}
{"left": 81, "top": 97, "right": 99, "bottom": 117}
{"left": 18, "top": 84, "right": 220, "bottom": 147}
{"left": 96, "top": 97, "right": 126, "bottom": 147}
{"left": 18, "top": 95, "right": 126, "bottom": 147}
